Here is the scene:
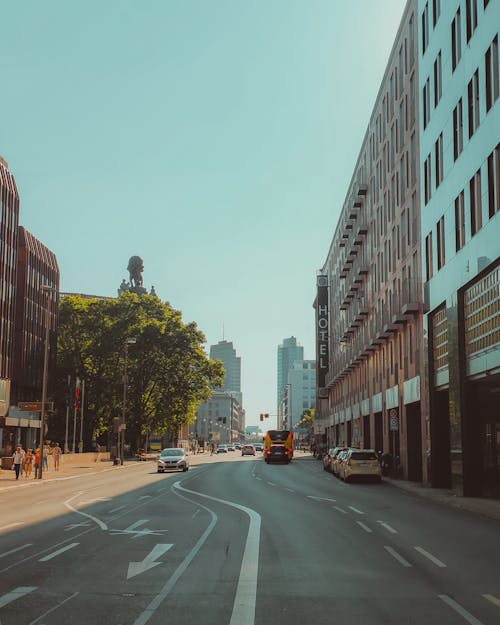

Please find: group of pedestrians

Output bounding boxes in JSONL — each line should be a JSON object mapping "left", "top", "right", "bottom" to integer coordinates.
{"left": 11, "top": 443, "right": 62, "bottom": 479}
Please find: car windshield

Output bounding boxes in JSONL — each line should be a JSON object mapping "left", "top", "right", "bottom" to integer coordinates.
{"left": 160, "top": 449, "right": 184, "bottom": 457}
{"left": 350, "top": 451, "right": 378, "bottom": 460}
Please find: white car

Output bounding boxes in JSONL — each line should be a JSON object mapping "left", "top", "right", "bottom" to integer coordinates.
{"left": 157, "top": 448, "right": 189, "bottom": 473}
{"left": 339, "top": 449, "right": 381, "bottom": 483}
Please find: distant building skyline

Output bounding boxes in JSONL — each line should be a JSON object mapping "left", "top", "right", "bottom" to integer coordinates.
{"left": 276, "top": 336, "right": 303, "bottom": 414}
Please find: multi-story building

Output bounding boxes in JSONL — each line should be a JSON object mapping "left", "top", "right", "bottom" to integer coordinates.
{"left": 315, "top": 0, "right": 426, "bottom": 480}
{"left": 277, "top": 336, "right": 304, "bottom": 415}
{"left": 282, "top": 360, "right": 316, "bottom": 429}
{"left": 210, "top": 340, "right": 241, "bottom": 397}
{"left": 419, "top": 0, "right": 500, "bottom": 496}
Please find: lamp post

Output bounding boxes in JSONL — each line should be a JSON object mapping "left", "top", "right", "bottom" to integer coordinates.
{"left": 121, "top": 337, "right": 136, "bottom": 465}
{"left": 38, "top": 285, "right": 57, "bottom": 480}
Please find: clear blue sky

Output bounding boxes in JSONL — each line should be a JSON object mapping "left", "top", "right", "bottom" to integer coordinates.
{"left": 1, "top": 0, "right": 405, "bottom": 427}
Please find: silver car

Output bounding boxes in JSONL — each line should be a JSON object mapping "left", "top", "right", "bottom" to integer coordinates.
{"left": 157, "top": 448, "right": 189, "bottom": 473}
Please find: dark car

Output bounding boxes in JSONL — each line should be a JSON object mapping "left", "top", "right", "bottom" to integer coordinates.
{"left": 264, "top": 443, "right": 291, "bottom": 464}
{"left": 254, "top": 443, "right": 263, "bottom": 452}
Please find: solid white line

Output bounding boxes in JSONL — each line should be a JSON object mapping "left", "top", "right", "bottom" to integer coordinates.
{"left": 414, "top": 546, "right": 447, "bottom": 567}
{"left": 0, "top": 522, "right": 24, "bottom": 532}
{"left": 307, "top": 496, "right": 336, "bottom": 502}
{"left": 39, "top": 542, "right": 79, "bottom": 562}
{"left": 254, "top": 477, "right": 262, "bottom": 480}
{"left": 439, "top": 594, "right": 485, "bottom": 625}
{"left": 333, "top": 506, "right": 348, "bottom": 514}
{"left": 108, "top": 506, "right": 127, "bottom": 514}
{"left": 483, "top": 594, "right": 500, "bottom": 608}
{"left": 139, "top": 495, "right": 152, "bottom": 500}
{"left": 348, "top": 506, "right": 364, "bottom": 515}
{"left": 267, "top": 482, "right": 276, "bottom": 486}
{"left": 27, "top": 591, "right": 79, "bottom": 625}
{"left": 0, "top": 544, "right": 33, "bottom": 559}
{"left": 64, "top": 492, "right": 108, "bottom": 531}
{"left": 384, "top": 545, "right": 412, "bottom": 567}
{"left": 285, "top": 488, "right": 295, "bottom": 492}
{"left": 356, "top": 521, "right": 373, "bottom": 533}
{"left": 0, "top": 586, "right": 37, "bottom": 608}
{"left": 377, "top": 520, "right": 397, "bottom": 534}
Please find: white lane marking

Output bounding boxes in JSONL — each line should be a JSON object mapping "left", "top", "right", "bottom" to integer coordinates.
{"left": 170, "top": 481, "right": 261, "bottom": 625}
{"left": 255, "top": 477, "right": 262, "bottom": 481}
{"left": 307, "top": 496, "right": 336, "bottom": 502}
{"left": 0, "top": 586, "right": 37, "bottom": 608}
{"left": 356, "top": 521, "right": 373, "bottom": 533}
{"left": 127, "top": 543, "right": 173, "bottom": 579}
{"left": 156, "top": 488, "right": 168, "bottom": 493}
{"left": 139, "top": 495, "right": 152, "bottom": 500}
{"left": 285, "top": 488, "right": 295, "bottom": 493}
{"left": 483, "top": 594, "right": 500, "bottom": 608}
{"left": 384, "top": 545, "right": 412, "bottom": 567}
{"left": 108, "top": 506, "right": 127, "bottom": 514}
{"left": 377, "top": 520, "right": 397, "bottom": 534}
{"left": 0, "top": 522, "right": 24, "bottom": 532}
{"left": 0, "top": 544, "right": 33, "bottom": 559}
{"left": 64, "top": 521, "right": 91, "bottom": 531}
{"left": 132, "top": 488, "right": 218, "bottom": 625}
{"left": 109, "top": 519, "right": 168, "bottom": 539}
{"left": 125, "top": 520, "right": 149, "bottom": 531}
{"left": 192, "top": 509, "right": 200, "bottom": 519}
{"left": 333, "top": 506, "right": 348, "bottom": 514}
{"left": 39, "top": 543, "right": 79, "bottom": 562}
{"left": 77, "top": 497, "right": 112, "bottom": 505}
{"left": 348, "top": 506, "right": 364, "bottom": 515}
{"left": 27, "top": 591, "right": 79, "bottom": 625}
{"left": 439, "top": 594, "right": 485, "bottom": 625}
{"left": 414, "top": 546, "right": 447, "bottom": 567}
{"left": 267, "top": 482, "right": 276, "bottom": 486}
{"left": 64, "top": 492, "right": 108, "bottom": 531}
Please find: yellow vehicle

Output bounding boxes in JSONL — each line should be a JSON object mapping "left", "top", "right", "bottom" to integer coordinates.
{"left": 264, "top": 430, "right": 294, "bottom": 463}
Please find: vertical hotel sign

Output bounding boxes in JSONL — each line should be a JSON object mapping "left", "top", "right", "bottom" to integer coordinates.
{"left": 316, "top": 275, "right": 329, "bottom": 395}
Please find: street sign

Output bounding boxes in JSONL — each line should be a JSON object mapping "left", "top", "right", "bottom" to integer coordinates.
{"left": 389, "top": 408, "right": 399, "bottom": 431}
{"left": 18, "top": 401, "right": 54, "bottom": 411}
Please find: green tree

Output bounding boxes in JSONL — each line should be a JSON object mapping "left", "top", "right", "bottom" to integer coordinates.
{"left": 53, "top": 292, "right": 224, "bottom": 451}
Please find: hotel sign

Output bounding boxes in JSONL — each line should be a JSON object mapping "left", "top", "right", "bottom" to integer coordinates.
{"left": 316, "top": 275, "right": 329, "bottom": 390}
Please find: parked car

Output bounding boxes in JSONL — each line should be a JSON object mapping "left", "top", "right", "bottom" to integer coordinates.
{"left": 332, "top": 448, "right": 349, "bottom": 477}
{"left": 157, "top": 448, "right": 189, "bottom": 473}
{"left": 339, "top": 449, "right": 382, "bottom": 483}
{"left": 227, "top": 444, "right": 235, "bottom": 451}
{"left": 241, "top": 444, "right": 256, "bottom": 456}
{"left": 216, "top": 445, "right": 228, "bottom": 454}
{"left": 254, "top": 443, "right": 263, "bottom": 452}
{"left": 322, "top": 447, "right": 338, "bottom": 472}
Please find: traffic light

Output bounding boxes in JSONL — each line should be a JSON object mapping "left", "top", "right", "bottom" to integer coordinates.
{"left": 260, "top": 413, "right": 264, "bottom": 421}
{"left": 264, "top": 413, "right": 269, "bottom": 418}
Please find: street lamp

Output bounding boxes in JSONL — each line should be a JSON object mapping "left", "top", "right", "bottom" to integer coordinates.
{"left": 121, "top": 337, "right": 136, "bottom": 465}
{"left": 38, "top": 284, "right": 57, "bottom": 480}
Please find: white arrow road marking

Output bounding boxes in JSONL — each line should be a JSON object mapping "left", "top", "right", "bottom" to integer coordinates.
{"left": 39, "top": 543, "right": 79, "bottom": 562}
{"left": 65, "top": 521, "right": 91, "bottom": 532}
{"left": 0, "top": 586, "right": 37, "bottom": 608}
{"left": 64, "top": 493, "right": 107, "bottom": 531}
{"left": 0, "top": 544, "right": 32, "bottom": 559}
{"left": 109, "top": 520, "right": 168, "bottom": 539}
{"left": 127, "top": 544, "right": 173, "bottom": 579}
{"left": 307, "top": 496, "right": 336, "bottom": 503}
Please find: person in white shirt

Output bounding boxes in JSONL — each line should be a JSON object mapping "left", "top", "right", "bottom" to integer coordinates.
{"left": 12, "top": 446, "right": 25, "bottom": 480}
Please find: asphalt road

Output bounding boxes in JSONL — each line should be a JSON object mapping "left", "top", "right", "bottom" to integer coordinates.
{"left": 1, "top": 452, "right": 500, "bottom": 625}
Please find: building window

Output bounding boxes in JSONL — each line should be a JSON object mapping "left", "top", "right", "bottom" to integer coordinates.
{"left": 470, "top": 168, "right": 482, "bottom": 236}
{"left": 451, "top": 8, "right": 462, "bottom": 72}
{"left": 434, "top": 51, "right": 442, "bottom": 107}
{"left": 424, "top": 154, "right": 432, "bottom": 204}
{"left": 466, "top": 0, "right": 478, "bottom": 43}
{"left": 453, "top": 98, "right": 464, "bottom": 160}
{"left": 422, "top": 3, "right": 429, "bottom": 54}
{"left": 487, "top": 143, "right": 500, "bottom": 218}
{"left": 485, "top": 35, "right": 499, "bottom": 113}
{"left": 455, "top": 191, "right": 466, "bottom": 251}
{"left": 435, "top": 132, "right": 443, "bottom": 188}
{"left": 436, "top": 216, "right": 445, "bottom": 270}
{"left": 468, "top": 69, "right": 480, "bottom": 139}
{"left": 432, "top": 0, "right": 441, "bottom": 27}
{"left": 425, "top": 232, "right": 433, "bottom": 281}
{"left": 423, "top": 78, "right": 430, "bottom": 129}
{"left": 409, "top": 13, "right": 415, "bottom": 68}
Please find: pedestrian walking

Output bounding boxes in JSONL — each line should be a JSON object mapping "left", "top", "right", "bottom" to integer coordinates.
{"left": 42, "top": 444, "right": 49, "bottom": 471}
{"left": 52, "top": 443, "right": 62, "bottom": 471}
{"left": 12, "top": 446, "right": 25, "bottom": 480}
{"left": 34, "top": 448, "right": 41, "bottom": 478}
{"left": 23, "top": 449, "right": 33, "bottom": 478}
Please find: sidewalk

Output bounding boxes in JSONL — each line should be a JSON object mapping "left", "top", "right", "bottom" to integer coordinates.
{"left": 384, "top": 476, "right": 500, "bottom": 523}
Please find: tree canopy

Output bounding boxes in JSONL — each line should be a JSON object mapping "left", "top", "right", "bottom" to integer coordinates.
{"left": 53, "top": 292, "right": 224, "bottom": 450}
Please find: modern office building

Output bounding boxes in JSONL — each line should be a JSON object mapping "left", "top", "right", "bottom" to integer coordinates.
{"left": 210, "top": 340, "right": 241, "bottom": 398}
{"left": 315, "top": 0, "right": 426, "bottom": 480}
{"left": 419, "top": 0, "right": 500, "bottom": 496}
{"left": 277, "top": 337, "right": 304, "bottom": 414}
{"left": 281, "top": 360, "right": 316, "bottom": 429}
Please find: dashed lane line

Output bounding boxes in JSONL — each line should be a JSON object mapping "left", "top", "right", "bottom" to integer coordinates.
{"left": 482, "top": 594, "right": 500, "bottom": 608}
{"left": 0, "top": 544, "right": 33, "bottom": 559}
{"left": 356, "top": 521, "right": 373, "bottom": 533}
{"left": 332, "top": 506, "right": 348, "bottom": 514}
{"left": 377, "top": 521, "right": 397, "bottom": 534}
{"left": 27, "top": 591, "right": 79, "bottom": 625}
{"left": 108, "top": 506, "right": 127, "bottom": 514}
{"left": 0, "top": 586, "right": 37, "bottom": 608}
{"left": 384, "top": 545, "right": 412, "bottom": 567}
{"left": 267, "top": 482, "right": 276, "bottom": 486}
{"left": 39, "top": 542, "right": 79, "bottom": 562}
{"left": 285, "top": 488, "right": 295, "bottom": 493}
{"left": 439, "top": 594, "right": 485, "bottom": 625}
{"left": 348, "top": 506, "right": 364, "bottom": 515}
{"left": 414, "top": 546, "right": 447, "bottom": 568}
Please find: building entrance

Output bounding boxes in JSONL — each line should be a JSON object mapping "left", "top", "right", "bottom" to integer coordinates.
{"left": 406, "top": 402, "right": 422, "bottom": 482}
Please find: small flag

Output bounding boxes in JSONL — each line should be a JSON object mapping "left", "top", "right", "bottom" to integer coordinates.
{"left": 74, "top": 377, "right": 81, "bottom": 410}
